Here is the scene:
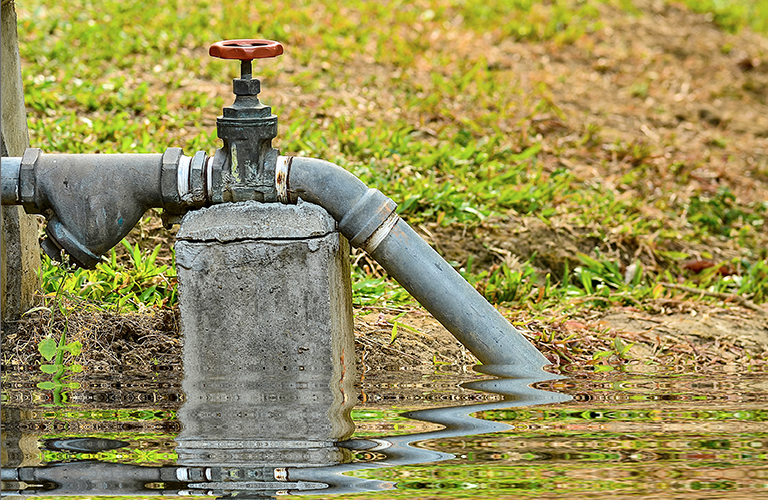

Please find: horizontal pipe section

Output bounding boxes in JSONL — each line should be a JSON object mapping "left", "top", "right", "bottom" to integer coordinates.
{"left": 1, "top": 156, "right": 21, "bottom": 204}
{"left": 279, "top": 156, "right": 550, "bottom": 368}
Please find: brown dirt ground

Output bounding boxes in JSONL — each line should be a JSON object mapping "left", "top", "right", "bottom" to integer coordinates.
{"left": 3, "top": 300, "right": 767, "bottom": 378}
{"left": 4, "top": 0, "right": 768, "bottom": 375}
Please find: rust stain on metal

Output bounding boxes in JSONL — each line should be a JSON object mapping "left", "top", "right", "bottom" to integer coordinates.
{"left": 276, "top": 156, "right": 293, "bottom": 203}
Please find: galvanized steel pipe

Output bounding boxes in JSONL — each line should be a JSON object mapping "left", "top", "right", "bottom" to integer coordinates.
{"left": 4, "top": 146, "right": 549, "bottom": 367}
{"left": 1, "top": 148, "right": 206, "bottom": 268}
{"left": 0, "top": 156, "right": 21, "bottom": 204}
{"left": 276, "top": 155, "right": 550, "bottom": 368}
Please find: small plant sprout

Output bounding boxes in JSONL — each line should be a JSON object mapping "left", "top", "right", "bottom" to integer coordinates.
{"left": 37, "top": 329, "right": 83, "bottom": 406}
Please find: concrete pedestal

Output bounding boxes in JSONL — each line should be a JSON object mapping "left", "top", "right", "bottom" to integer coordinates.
{"left": 174, "top": 201, "right": 356, "bottom": 467}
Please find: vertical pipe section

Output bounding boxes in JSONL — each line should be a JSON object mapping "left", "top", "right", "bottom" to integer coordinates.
{"left": 279, "top": 156, "right": 550, "bottom": 368}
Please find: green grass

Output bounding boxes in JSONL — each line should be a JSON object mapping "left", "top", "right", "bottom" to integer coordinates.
{"left": 675, "top": 0, "right": 768, "bottom": 34}
{"left": 17, "top": 0, "right": 768, "bottom": 318}
{"left": 40, "top": 239, "right": 177, "bottom": 312}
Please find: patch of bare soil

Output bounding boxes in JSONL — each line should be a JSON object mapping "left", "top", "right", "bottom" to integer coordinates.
{"left": 353, "top": 299, "right": 768, "bottom": 375}
{"left": 2, "top": 308, "right": 181, "bottom": 374}
{"left": 600, "top": 306, "right": 768, "bottom": 356}
{"left": 5, "top": 300, "right": 767, "bottom": 379}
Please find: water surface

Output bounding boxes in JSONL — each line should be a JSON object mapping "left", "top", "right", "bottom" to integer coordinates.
{"left": 2, "top": 363, "right": 767, "bottom": 499}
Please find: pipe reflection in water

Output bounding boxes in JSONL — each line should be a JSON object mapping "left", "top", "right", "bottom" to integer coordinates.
{"left": 1, "top": 363, "right": 565, "bottom": 498}
{"left": 286, "top": 365, "right": 569, "bottom": 495}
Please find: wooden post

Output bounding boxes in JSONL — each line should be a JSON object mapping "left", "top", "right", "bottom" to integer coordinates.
{"left": 1, "top": 0, "right": 41, "bottom": 331}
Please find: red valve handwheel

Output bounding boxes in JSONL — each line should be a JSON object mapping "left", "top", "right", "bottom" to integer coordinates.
{"left": 209, "top": 39, "right": 283, "bottom": 60}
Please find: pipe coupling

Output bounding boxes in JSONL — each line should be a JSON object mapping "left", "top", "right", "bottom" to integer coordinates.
{"left": 338, "top": 189, "right": 399, "bottom": 254}
{"left": 161, "top": 148, "right": 213, "bottom": 227}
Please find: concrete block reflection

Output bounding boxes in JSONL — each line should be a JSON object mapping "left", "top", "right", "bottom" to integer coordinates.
{"left": 174, "top": 202, "right": 357, "bottom": 466}
{"left": 1, "top": 366, "right": 565, "bottom": 498}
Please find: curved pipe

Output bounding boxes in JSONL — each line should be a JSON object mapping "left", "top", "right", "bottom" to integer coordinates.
{"left": 4, "top": 147, "right": 546, "bottom": 366}
{"left": 277, "top": 156, "right": 550, "bottom": 368}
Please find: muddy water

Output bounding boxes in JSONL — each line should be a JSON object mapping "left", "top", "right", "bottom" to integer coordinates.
{"left": 2, "top": 363, "right": 768, "bottom": 499}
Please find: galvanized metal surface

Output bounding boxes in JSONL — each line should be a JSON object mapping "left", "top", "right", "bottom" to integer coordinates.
{"left": 16, "top": 150, "right": 168, "bottom": 267}
{"left": 369, "top": 217, "right": 551, "bottom": 368}
{"left": 6, "top": 148, "right": 213, "bottom": 267}
{"left": 280, "top": 155, "right": 550, "bottom": 368}
{"left": 0, "top": 156, "right": 20, "bottom": 204}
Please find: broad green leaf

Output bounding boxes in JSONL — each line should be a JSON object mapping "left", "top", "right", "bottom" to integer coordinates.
{"left": 38, "top": 338, "right": 58, "bottom": 361}
{"left": 37, "top": 381, "right": 56, "bottom": 390}
{"left": 69, "top": 364, "right": 84, "bottom": 373}
{"left": 40, "top": 364, "right": 60, "bottom": 374}
{"left": 614, "top": 337, "right": 626, "bottom": 354}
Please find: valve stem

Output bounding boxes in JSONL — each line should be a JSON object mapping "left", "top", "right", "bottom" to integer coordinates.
{"left": 240, "top": 59, "right": 252, "bottom": 80}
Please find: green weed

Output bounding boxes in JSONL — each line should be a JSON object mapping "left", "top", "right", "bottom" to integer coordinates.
{"left": 673, "top": 0, "right": 768, "bottom": 34}
{"left": 41, "top": 240, "right": 176, "bottom": 312}
{"left": 34, "top": 306, "right": 83, "bottom": 406}
{"left": 686, "top": 188, "right": 766, "bottom": 237}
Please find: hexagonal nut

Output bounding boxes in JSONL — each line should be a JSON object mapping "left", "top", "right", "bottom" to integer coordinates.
{"left": 189, "top": 150, "right": 208, "bottom": 203}
{"left": 161, "top": 147, "right": 183, "bottom": 209}
{"left": 19, "top": 148, "right": 42, "bottom": 212}
{"left": 233, "top": 78, "right": 261, "bottom": 96}
{"left": 208, "top": 149, "right": 227, "bottom": 204}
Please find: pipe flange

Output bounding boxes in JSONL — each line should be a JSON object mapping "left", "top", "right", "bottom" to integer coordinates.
{"left": 161, "top": 147, "right": 183, "bottom": 210}
{"left": 189, "top": 150, "right": 208, "bottom": 203}
{"left": 19, "top": 148, "right": 41, "bottom": 213}
{"left": 338, "top": 189, "right": 397, "bottom": 250}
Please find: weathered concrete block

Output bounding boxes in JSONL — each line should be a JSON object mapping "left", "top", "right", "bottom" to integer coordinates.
{"left": 175, "top": 201, "right": 356, "bottom": 466}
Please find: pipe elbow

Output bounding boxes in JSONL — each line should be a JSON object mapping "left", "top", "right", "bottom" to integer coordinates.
{"left": 276, "top": 156, "right": 398, "bottom": 254}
